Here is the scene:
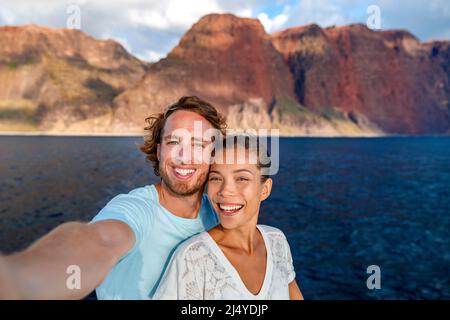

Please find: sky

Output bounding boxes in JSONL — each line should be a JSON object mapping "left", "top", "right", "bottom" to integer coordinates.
{"left": 0, "top": 0, "right": 449, "bottom": 62}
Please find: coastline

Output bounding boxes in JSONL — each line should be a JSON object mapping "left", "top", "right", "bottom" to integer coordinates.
{"left": 0, "top": 131, "right": 145, "bottom": 137}
{"left": 0, "top": 131, "right": 448, "bottom": 138}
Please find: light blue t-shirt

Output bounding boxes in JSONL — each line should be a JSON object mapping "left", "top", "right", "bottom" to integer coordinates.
{"left": 90, "top": 184, "right": 219, "bottom": 299}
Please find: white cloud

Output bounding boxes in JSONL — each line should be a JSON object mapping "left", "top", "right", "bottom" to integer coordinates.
{"left": 137, "top": 49, "right": 165, "bottom": 62}
{"left": 110, "top": 36, "right": 133, "bottom": 53}
{"left": 128, "top": 9, "right": 170, "bottom": 30}
{"left": 236, "top": 8, "right": 253, "bottom": 18}
{"left": 0, "top": 0, "right": 449, "bottom": 60}
{"left": 257, "top": 12, "right": 288, "bottom": 32}
{"left": 257, "top": 13, "right": 271, "bottom": 31}
{"left": 273, "top": 14, "right": 288, "bottom": 29}
{"left": 0, "top": 9, "right": 15, "bottom": 24}
{"left": 127, "top": 0, "right": 223, "bottom": 31}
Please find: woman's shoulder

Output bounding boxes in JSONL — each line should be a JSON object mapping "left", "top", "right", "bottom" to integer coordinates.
{"left": 258, "top": 225, "right": 294, "bottom": 267}
{"left": 258, "top": 224, "right": 288, "bottom": 239}
{"left": 171, "top": 231, "right": 214, "bottom": 259}
{"left": 258, "top": 224, "right": 292, "bottom": 252}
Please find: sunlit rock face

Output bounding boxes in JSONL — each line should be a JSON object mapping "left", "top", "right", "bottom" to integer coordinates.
{"left": 2, "top": 15, "right": 448, "bottom": 135}
{"left": 112, "top": 14, "right": 381, "bottom": 136}
{"left": 271, "top": 23, "right": 450, "bottom": 134}
{"left": 0, "top": 25, "right": 149, "bottom": 132}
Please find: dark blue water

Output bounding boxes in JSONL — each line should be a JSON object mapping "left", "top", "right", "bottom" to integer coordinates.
{"left": 1, "top": 136, "right": 449, "bottom": 299}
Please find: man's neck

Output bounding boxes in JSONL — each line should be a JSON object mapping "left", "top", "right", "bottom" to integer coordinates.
{"left": 155, "top": 181, "right": 204, "bottom": 219}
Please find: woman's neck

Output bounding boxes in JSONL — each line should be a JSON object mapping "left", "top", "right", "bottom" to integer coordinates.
{"left": 210, "top": 218, "right": 261, "bottom": 255}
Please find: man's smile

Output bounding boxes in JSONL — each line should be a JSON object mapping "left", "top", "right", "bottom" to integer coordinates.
{"left": 172, "top": 166, "right": 197, "bottom": 180}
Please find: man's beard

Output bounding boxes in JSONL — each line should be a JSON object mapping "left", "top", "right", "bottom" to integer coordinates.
{"left": 159, "top": 165, "right": 208, "bottom": 196}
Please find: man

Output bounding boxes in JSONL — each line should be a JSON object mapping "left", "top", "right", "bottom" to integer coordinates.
{"left": 0, "top": 96, "right": 227, "bottom": 299}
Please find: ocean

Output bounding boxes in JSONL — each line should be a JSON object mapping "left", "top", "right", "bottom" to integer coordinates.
{"left": 0, "top": 136, "right": 449, "bottom": 299}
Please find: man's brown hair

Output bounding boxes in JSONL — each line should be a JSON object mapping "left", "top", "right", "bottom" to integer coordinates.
{"left": 140, "top": 96, "right": 227, "bottom": 176}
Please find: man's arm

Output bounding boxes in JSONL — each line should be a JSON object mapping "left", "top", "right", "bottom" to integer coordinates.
{"left": 0, "top": 220, "right": 134, "bottom": 299}
{"left": 289, "top": 280, "right": 304, "bottom": 300}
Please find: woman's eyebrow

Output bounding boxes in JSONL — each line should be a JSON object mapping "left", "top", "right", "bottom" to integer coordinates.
{"left": 233, "top": 169, "right": 254, "bottom": 175}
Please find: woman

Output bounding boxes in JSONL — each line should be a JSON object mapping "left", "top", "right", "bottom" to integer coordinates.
{"left": 153, "top": 134, "right": 303, "bottom": 300}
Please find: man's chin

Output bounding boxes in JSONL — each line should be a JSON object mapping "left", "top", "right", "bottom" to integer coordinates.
{"left": 167, "top": 182, "right": 202, "bottom": 196}
{"left": 159, "top": 166, "right": 208, "bottom": 196}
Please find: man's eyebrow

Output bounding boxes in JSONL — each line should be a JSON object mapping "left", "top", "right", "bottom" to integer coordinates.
{"left": 163, "top": 135, "right": 210, "bottom": 142}
{"left": 163, "top": 135, "right": 179, "bottom": 141}
{"left": 192, "top": 136, "right": 212, "bottom": 142}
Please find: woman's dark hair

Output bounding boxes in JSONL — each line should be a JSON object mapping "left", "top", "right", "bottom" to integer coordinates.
{"left": 213, "top": 133, "right": 272, "bottom": 182}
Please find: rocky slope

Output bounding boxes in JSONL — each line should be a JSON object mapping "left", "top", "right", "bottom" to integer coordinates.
{"left": 0, "top": 25, "right": 149, "bottom": 132}
{"left": 112, "top": 14, "right": 381, "bottom": 136}
{"left": 1, "top": 14, "right": 449, "bottom": 135}
{"left": 271, "top": 23, "right": 450, "bottom": 134}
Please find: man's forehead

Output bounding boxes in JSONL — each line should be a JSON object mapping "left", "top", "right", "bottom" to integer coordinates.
{"left": 163, "top": 117, "right": 214, "bottom": 136}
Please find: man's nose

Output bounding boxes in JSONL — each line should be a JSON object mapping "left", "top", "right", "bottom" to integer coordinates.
{"left": 176, "top": 143, "right": 193, "bottom": 164}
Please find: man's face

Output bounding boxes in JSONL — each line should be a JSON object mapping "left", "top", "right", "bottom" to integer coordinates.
{"left": 157, "top": 110, "right": 216, "bottom": 196}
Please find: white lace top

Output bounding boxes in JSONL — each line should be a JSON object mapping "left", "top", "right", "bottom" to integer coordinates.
{"left": 153, "top": 225, "right": 296, "bottom": 300}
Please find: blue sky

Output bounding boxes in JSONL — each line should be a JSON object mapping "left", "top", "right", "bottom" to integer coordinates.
{"left": 0, "top": 0, "right": 449, "bottom": 62}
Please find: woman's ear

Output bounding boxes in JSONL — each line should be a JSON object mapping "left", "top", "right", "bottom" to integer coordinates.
{"left": 260, "top": 178, "right": 272, "bottom": 202}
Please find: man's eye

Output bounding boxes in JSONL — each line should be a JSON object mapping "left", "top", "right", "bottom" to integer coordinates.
{"left": 209, "top": 177, "right": 221, "bottom": 181}
{"left": 237, "top": 177, "right": 249, "bottom": 182}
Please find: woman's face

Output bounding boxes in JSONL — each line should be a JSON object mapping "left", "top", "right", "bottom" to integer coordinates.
{"left": 207, "top": 149, "right": 272, "bottom": 229}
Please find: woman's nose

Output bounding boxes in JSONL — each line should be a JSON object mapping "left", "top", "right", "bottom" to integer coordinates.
{"left": 219, "top": 180, "right": 236, "bottom": 196}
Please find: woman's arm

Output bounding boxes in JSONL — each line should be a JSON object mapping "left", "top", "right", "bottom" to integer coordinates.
{"left": 289, "top": 280, "right": 304, "bottom": 300}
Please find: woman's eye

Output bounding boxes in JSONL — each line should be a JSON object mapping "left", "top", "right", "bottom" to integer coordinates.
{"left": 237, "top": 177, "right": 249, "bottom": 182}
{"left": 168, "top": 140, "right": 179, "bottom": 145}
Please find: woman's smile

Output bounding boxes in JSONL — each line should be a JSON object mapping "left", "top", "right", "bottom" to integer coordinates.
{"left": 216, "top": 202, "right": 245, "bottom": 216}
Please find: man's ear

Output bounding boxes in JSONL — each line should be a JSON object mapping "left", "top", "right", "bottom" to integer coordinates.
{"left": 156, "top": 143, "right": 161, "bottom": 161}
{"left": 260, "top": 178, "right": 272, "bottom": 202}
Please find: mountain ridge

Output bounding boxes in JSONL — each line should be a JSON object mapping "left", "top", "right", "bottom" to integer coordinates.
{"left": 0, "top": 14, "right": 448, "bottom": 135}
